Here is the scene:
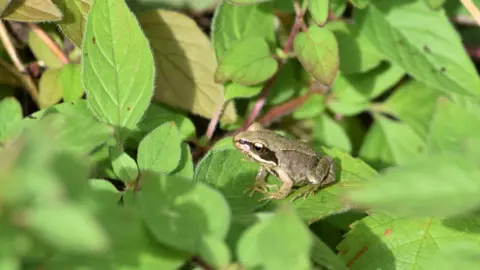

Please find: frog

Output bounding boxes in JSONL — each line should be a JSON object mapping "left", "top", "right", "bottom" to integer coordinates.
{"left": 233, "top": 122, "right": 336, "bottom": 201}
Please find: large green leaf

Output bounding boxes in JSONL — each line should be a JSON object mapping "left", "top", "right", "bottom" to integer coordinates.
{"left": 38, "top": 69, "right": 63, "bottom": 109}
{"left": 82, "top": 0, "right": 154, "bottom": 142}
{"left": 237, "top": 205, "right": 312, "bottom": 270}
{"left": 215, "top": 37, "right": 278, "bottom": 86}
{"left": 138, "top": 10, "right": 237, "bottom": 124}
{"left": 294, "top": 25, "right": 339, "bottom": 86}
{"left": 308, "top": 0, "right": 329, "bottom": 26}
{"left": 52, "top": 0, "right": 91, "bottom": 48}
{"left": 345, "top": 154, "right": 480, "bottom": 217}
{"left": 312, "top": 114, "right": 351, "bottom": 153}
{"left": 359, "top": 114, "right": 426, "bottom": 168}
{"left": 1, "top": 0, "right": 62, "bottom": 21}
{"left": 355, "top": 0, "right": 480, "bottom": 96}
{"left": 0, "top": 97, "right": 22, "bottom": 142}
{"left": 338, "top": 213, "right": 480, "bottom": 269}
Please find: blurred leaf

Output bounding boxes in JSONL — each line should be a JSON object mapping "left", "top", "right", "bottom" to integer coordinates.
{"left": 237, "top": 205, "right": 312, "bottom": 270}
{"left": 311, "top": 234, "right": 348, "bottom": 270}
{"left": 0, "top": 97, "right": 22, "bottom": 142}
{"left": 52, "top": 0, "right": 91, "bottom": 48}
{"left": 293, "top": 94, "right": 325, "bottom": 119}
{"left": 27, "top": 99, "right": 94, "bottom": 120}
{"left": 326, "top": 21, "right": 383, "bottom": 74}
{"left": 38, "top": 69, "right": 63, "bottom": 109}
{"left": 331, "top": 0, "right": 347, "bottom": 16}
{"left": 427, "top": 97, "right": 480, "bottom": 157}
{"left": 350, "top": 0, "right": 369, "bottom": 8}
{"left": 424, "top": 0, "right": 446, "bottom": 9}
{"left": 355, "top": 0, "right": 480, "bottom": 96}
{"left": 195, "top": 149, "right": 268, "bottom": 215}
{"left": 127, "top": 0, "right": 217, "bottom": 11}
{"left": 199, "top": 236, "right": 231, "bottom": 268}
{"left": 224, "top": 83, "right": 262, "bottom": 101}
{"left": 82, "top": 0, "right": 154, "bottom": 142}
{"left": 0, "top": 60, "right": 22, "bottom": 87}
{"left": 61, "top": 64, "right": 84, "bottom": 102}
{"left": 338, "top": 213, "right": 480, "bottom": 269}
{"left": 137, "top": 122, "right": 182, "bottom": 174}
{"left": 27, "top": 29, "right": 63, "bottom": 69}
{"left": 215, "top": 37, "right": 278, "bottom": 86}
{"left": 212, "top": 1, "right": 274, "bottom": 61}
{"left": 24, "top": 203, "right": 109, "bottom": 253}
{"left": 359, "top": 114, "right": 426, "bottom": 168}
{"left": 346, "top": 154, "right": 480, "bottom": 217}
{"left": 381, "top": 80, "right": 441, "bottom": 139}
{"left": 170, "top": 142, "right": 194, "bottom": 178}
{"left": 109, "top": 146, "right": 139, "bottom": 183}
{"left": 291, "top": 147, "right": 376, "bottom": 223}
{"left": 1, "top": 0, "right": 62, "bottom": 22}
{"left": 312, "top": 114, "right": 351, "bottom": 153}
{"left": 294, "top": 25, "right": 339, "bottom": 86}
{"left": 0, "top": 0, "right": 11, "bottom": 15}
{"left": 444, "top": 0, "right": 480, "bottom": 17}
{"left": 308, "top": 0, "right": 329, "bottom": 26}
{"left": 266, "top": 60, "right": 306, "bottom": 105}
{"left": 136, "top": 173, "right": 231, "bottom": 255}
{"left": 138, "top": 10, "right": 237, "bottom": 124}
{"left": 429, "top": 242, "right": 480, "bottom": 270}
{"left": 226, "top": 0, "right": 273, "bottom": 4}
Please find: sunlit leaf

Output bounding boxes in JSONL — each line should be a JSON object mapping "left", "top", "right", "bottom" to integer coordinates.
{"left": 1, "top": 0, "right": 62, "bottom": 22}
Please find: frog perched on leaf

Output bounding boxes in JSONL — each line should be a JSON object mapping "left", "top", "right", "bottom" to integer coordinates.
{"left": 233, "top": 123, "right": 336, "bottom": 201}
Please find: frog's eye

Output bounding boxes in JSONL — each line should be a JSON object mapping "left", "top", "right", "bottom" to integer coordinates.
{"left": 253, "top": 143, "right": 264, "bottom": 151}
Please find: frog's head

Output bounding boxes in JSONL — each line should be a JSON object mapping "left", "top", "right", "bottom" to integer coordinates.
{"left": 233, "top": 123, "right": 279, "bottom": 166}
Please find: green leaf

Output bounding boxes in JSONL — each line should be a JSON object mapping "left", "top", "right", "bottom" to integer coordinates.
{"left": 326, "top": 21, "right": 383, "bottom": 74}
{"left": 0, "top": 0, "right": 11, "bottom": 15}
{"left": 212, "top": 0, "right": 274, "bottom": 61}
{"left": 24, "top": 203, "right": 109, "bottom": 253}
{"left": 311, "top": 234, "right": 348, "bottom": 270}
{"left": 308, "top": 0, "right": 329, "bottom": 26}
{"left": 294, "top": 25, "right": 339, "bottom": 86}
{"left": 355, "top": 0, "right": 480, "bottom": 96}
{"left": 381, "top": 80, "right": 442, "bottom": 139}
{"left": 224, "top": 83, "right": 262, "bottom": 101}
{"left": 170, "top": 143, "right": 194, "bottom": 178}
{"left": 215, "top": 37, "right": 278, "bottom": 86}
{"left": 0, "top": 97, "right": 22, "bottom": 142}
{"left": 237, "top": 205, "right": 312, "bottom": 270}
{"left": 52, "top": 0, "right": 91, "bottom": 47}
{"left": 427, "top": 97, "right": 480, "bottom": 156}
{"left": 291, "top": 147, "right": 376, "bottom": 223}
{"left": 138, "top": 10, "right": 237, "bottom": 124}
{"left": 266, "top": 60, "right": 306, "bottom": 105}
{"left": 226, "top": 0, "right": 273, "bottom": 4}
{"left": 61, "top": 64, "right": 84, "bottom": 102}
{"left": 350, "top": 0, "right": 369, "bottom": 8}
{"left": 429, "top": 242, "right": 480, "bottom": 270}
{"left": 346, "top": 154, "right": 480, "bottom": 217}
{"left": 27, "top": 99, "right": 94, "bottom": 120}
{"left": 137, "top": 122, "right": 182, "bottom": 174}
{"left": 338, "top": 213, "right": 480, "bottom": 269}
{"left": 199, "top": 236, "right": 231, "bottom": 268}
{"left": 38, "top": 69, "right": 63, "bottom": 109}
{"left": 292, "top": 94, "right": 325, "bottom": 119}
{"left": 136, "top": 173, "right": 231, "bottom": 255}
{"left": 195, "top": 149, "right": 268, "bottom": 215}
{"left": 312, "top": 114, "right": 351, "bottom": 153}
{"left": 109, "top": 146, "right": 138, "bottom": 183}
{"left": 0, "top": 60, "right": 22, "bottom": 87}
{"left": 424, "top": 0, "right": 446, "bottom": 9}
{"left": 1, "top": 0, "right": 62, "bottom": 22}
{"left": 359, "top": 114, "right": 426, "bottom": 168}
{"left": 82, "top": 0, "right": 154, "bottom": 142}
{"left": 28, "top": 29, "right": 64, "bottom": 69}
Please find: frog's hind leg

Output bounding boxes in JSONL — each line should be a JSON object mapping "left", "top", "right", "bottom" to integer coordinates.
{"left": 290, "top": 156, "right": 336, "bottom": 201}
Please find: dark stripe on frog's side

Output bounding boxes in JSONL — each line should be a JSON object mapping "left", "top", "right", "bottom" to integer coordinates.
{"left": 244, "top": 141, "right": 279, "bottom": 165}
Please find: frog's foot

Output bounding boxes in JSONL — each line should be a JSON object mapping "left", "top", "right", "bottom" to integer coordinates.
{"left": 244, "top": 181, "right": 277, "bottom": 197}
{"left": 259, "top": 190, "right": 290, "bottom": 201}
{"left": 290, "top": 184, "right": 321, "bottom": 202}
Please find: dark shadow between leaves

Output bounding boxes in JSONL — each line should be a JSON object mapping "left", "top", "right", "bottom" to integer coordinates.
{"left": 442, "top": 210, "right": 480, "bottom": 234}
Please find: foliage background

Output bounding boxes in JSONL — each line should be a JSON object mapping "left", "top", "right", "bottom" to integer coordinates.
{"left": 0, "top": 0, "right": 480, "bottom": 269}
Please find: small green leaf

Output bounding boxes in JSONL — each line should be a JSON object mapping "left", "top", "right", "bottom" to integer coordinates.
{"left": 226, "top": 0, "right": 273, "bottom": 4}
{"left": 28, "top": 29, "right": 64, "bottom": 69}
{"left": 294, "top": 25, "right": 339, "bottom": 86}
{"left": 170, "top": 143, "right": 194, "bottom": 179}
{"left": 215, "top": 37, "right": 278, "bottom": 86}
{"left": 52, "top": 0, "right": 91, "bottom": 47}
{"left": 312, "top": 114, "right": 351, "bottom": 153}
{"left": 350, "top": 0, "right": 369, "bottom": 8}
{"left": 424, "top": 0, "right": 446, "bottom": 9}
{"left": 61, "top": 64, "right": 84, "bottom": 102}
{"left": 237, "top": 205, "right": 312, "bottom": 270}
{"left": 195, "top": 149, "right": 267, "bottom": 215}
{"left": 24, "top": 203, "right": 109, "bottom": 253}
{"left": 0, "top": 97, "right": 22, "bottom": 142}
{"left": 38, "top": 69, "right": 63, "bottom": 109}
{"left": 346, "top": 154, "right": 480, "bottom": 217}
{"left": 293, "top": 94, "right": 325, "bottom": 119}
{"left": 224, "top": 83, "right": 262, "bottom": 101}
{"left": 109, "top": 146, "right": 139, "bottom": 183}
{"left": 199, "top": 236, "right": 231, "bottom": 268}
{"left": 136, "top": 173, "right": 231, "bottom": 254}
{"left": 82, "top": 0, "right": 154, "bottom": 142}
{"left": 359, "top": 114, "right": 426, "bottom": 168}
{"left": 138, "top": 10, "right": 237, "bottom": 124}
{"left": 137, "top": 122, "right": 182, "bottom": 174}
{"left": 308, "top": 0, "right": 329, "bottom": 26}
{"left": 212, "top": 0, "right": 274, "bottom": 61}
{"left": 1, "top": 0, "right": 62, "bottom": 22}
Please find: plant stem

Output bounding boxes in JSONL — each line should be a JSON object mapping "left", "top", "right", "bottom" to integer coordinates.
{"left": 27, "top": 23, "right": 70, "bottom": 65}
{"left": 460, "top": 0, "right": 480, "bottom": 26}
{"left": 257, "top": 93, "right": 312, "bottom": 126}
{"left": 205, "top": 96, "right": 225, "bottom": 141}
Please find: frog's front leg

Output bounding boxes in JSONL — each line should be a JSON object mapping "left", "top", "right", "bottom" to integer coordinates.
{"left": 292, "top": 156, "right": 336, "bottom": 201}
{"left": 260, "top": 169, "right": 294, "bottom": 201}
{"left": 244, "top": 167, "right": 277, "bottom": 197}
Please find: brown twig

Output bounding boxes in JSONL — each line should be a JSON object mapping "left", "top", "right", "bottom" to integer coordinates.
{"left": 27, "top": 23, "right": 69, "bottom": 65}
{"left": 460, "top": 0, "right": 480, "bottom": 26}
{"left": 257, "top": 93, "right": 313, "bottom": 126}
{"left": 0, "top": 22, "right": 39, "bottom": 102}
{"left": 205, "top": 96, "right": 225, "bottom": 141}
